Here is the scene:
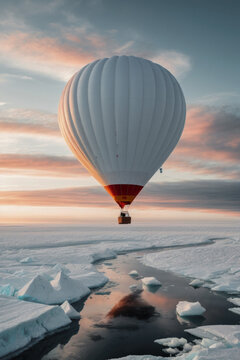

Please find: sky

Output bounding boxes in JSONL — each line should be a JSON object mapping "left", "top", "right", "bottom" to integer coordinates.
{"left": 0, "top": 0, "right": 239, "bottom": 224}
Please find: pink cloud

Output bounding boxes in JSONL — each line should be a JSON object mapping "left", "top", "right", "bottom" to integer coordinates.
{"left": 0, "top": 154, "right": 87, "bottom": 177}
{"left": 0, "top": 180, "right": 239, "bottom": 216}
{"left": 169, "top": 106, "right": 240, "bottom": 178}
{"left": 0, "top": 32, "right": 94, "bottom": 66}
{"left": 0, "top": 121, "right": 60, "bottom": 136}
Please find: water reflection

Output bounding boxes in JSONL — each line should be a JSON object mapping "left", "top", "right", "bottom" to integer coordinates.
{"left": 107, "top": 292, "right": 156, "bottom": 320}
{"left": 176, "top": 313, "right": 205, "bottom": 326}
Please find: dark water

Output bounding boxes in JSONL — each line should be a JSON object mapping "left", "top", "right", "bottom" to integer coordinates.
{"left": 13, "top": 251, "right": 240, "bottom": 360}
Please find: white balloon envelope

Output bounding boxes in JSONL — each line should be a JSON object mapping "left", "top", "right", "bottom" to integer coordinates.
{"left": 58, "top": 55, "right": 186, "bottom": 211}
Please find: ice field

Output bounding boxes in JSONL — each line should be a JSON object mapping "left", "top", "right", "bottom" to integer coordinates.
{"left": 0, "top": 224, "right": 240, "bottom": 359}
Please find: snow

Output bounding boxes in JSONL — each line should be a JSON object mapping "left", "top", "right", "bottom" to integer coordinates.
{"left": 20, "top": 256, "right": 34, "bottom": 264}
{"left": 76, "top": 271, "right": 108, "bottom": 289}
{"left": 61, "top": 301, "right": 80, "bottom": 319}
{"left": 228, "top": 297, "right": 240, "bottom": 306}
{"left": 91, "top": 249, "right": 117, "bottom": 262}
{"left": 129, "top": 270, "right": 139, "bottom": 276}
{"left": 141, "top": 277, "right": 161, "bottom": 286}
{"left": 229, "top": 307, "right": 240, "bottom": 315}
{"left": 141, "top": 234, "right": 240, "bottom": 295}
{"left": 0, "top": 284, "right": 15, "bottom": 296}
{"left": 176, "top": 301, "right": 206, "bottom": 316}
{"left": 189, "top": 279, "right": 204, "bottom": 287}
{"left": 18, "top": 271, "right": 90, "bottom": 304}
{"left": 0, "top": 295, "right": 71, "bottom": 358}
{"left": 162, "top": 347, "right": 179, "bottom": 354}
{"left": 154, "top": 337, "right": 187, "bottom": 347}
{"left": 185, "top": 325, "right": 240, "bottom": 346}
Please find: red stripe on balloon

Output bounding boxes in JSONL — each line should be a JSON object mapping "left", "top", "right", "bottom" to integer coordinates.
{"left": 104, "top": 184, "right": 143, "bottom": 208}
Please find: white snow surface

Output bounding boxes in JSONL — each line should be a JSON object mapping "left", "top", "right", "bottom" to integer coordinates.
{"left": 228, "top": 297, "right": 240, "bottom": 306}
{"left": 185, "top": 325, "right": 240, "bottom": 345}
{"left": 176, "top": 301, "right": 206, "bottom": 316}
{"left": 0, "top": 224, "right": 239, "bottom": 359}
{"left": 189, "top": 279, "right": 204, "bottom": 287}
{"left": 61, "top": 301, "right": 80, "bottom": 319}
{"left": 229, "top": 307, "right": 240, "bottom": 315}
{"left": 142, "top": 277, "right": 161, "bottom": 286}
{"left": 0, "top": 295, "right": 71, "bottom": 358}
{"left": 142, "top": 233, "right": 240, "bottom": 295}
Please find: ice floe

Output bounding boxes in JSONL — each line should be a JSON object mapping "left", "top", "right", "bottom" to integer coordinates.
{"left": 18, "top": 271, "right": 90, "bottom": 304}
{"left": 91, "top": 249, "right": 117, "bottom": 262}
{"left": 129, "top": 284, "right": 139, "bottom": 292}
{"left": 154, "top": 337, "right": 187, "bottom": 347}
{"left": 176, "top": 301, "right": 206, "bottom": 316}
{"left": 189, "top": 278, "right": 204, "bottom": 287}
{"left": 141, "top": 277, "right": 161, "bottom": 286}
{"left": 228, "top": 297, "right": 240, "bottom": 306}
{"left": 128, "top": 270, "right": 139, "bottom": 276}
{"left": 229, "top": 307, "right": 240, "bottom": 315}
{"left": 0, "top": 295, "right": 71, "bottom": 358}
{"left": 61, "top": 300, "right": 80, "bottom": 319}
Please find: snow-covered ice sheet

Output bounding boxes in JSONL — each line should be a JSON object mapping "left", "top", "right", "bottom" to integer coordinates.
{"left": 0, "top": 295, "right": 71, "bottom": 358}
{"left": 142, "top": 234, "right": 240, "bottom": 295}
{"left": 185, "top": 325, "right": 240, "bottom": 345}
{"left": 228, "top": 297, "right": 240, "bottom": 306}
{"left": 1, "top": 225, "right": 231, "bottom": 298}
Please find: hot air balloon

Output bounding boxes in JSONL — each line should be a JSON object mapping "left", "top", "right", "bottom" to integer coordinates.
{"left": 58, "top": 55, "right": 186, "bottom": 224}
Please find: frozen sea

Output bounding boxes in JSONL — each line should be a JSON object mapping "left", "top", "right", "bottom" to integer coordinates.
{"left": 0, "top": 224, "right": 240, "bottom": 359}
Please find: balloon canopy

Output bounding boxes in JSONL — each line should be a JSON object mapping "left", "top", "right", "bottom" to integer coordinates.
{"left": 58, "top": 55, "right": 186, "bottom": 209}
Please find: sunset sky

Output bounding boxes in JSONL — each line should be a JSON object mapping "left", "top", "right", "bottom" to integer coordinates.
{"left": 0, "top": 0, "right": 239, "bottom": 224}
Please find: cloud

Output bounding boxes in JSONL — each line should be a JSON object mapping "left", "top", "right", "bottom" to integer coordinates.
{"left": 168, "top": 106, "right": 240, "bottom": 178}
{"left": 0, "top": 31, "right": 95, "bottom": 81}
{"left": 140, "top": 181, "right": 240, "bottom": 213}
{"left": 0, "top": 104, "right": 239, "bottom": 182}
{"left": 151, "top": 50, "right": 191, "bottom": 78}
{"left": 193, "top": 92, "right": 240, "bottom": 107}
{"left": 0, "top": 108, "right": 59, "bottom": 136}
{"left": 0, "top": 180, "right": 239, "bottom": 215}
{"left": 0, "top": 186, "right": 106, "bottom": 207}
{"left": 0, "top": 6, "right": 191, "bottom": 82}
{"left": 0, "top": 73, "right": 33, "bottom": 82}
{"left": 0, "top": 154, "right": 87, "bottom": 177}
{"left": 0, "top": 121, "right": 60, "bottom": 137}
